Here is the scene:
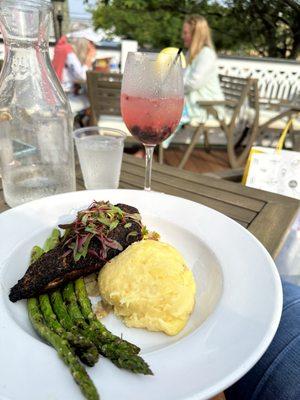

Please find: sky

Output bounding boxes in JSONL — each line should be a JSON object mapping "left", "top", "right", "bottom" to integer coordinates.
{"left": 69, "top": 0, "right": 94, "bottom": 21}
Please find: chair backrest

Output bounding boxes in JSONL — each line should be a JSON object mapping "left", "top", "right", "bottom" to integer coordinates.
{"left": 220, "top": 74, "right": 259, "bottom": 106}
{"left": 86, "top": 72, "right": 122, "bottom": 123}
{"left": 219, "top": 74, "right": 259, "bottom": 127}
{"left": 219, "top": 74, "right": 250, "bottom": 108}
{"left": 219, "top": 74, "right": 258, "bottom": 108}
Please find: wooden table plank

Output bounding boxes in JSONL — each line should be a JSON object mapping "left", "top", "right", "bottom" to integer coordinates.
{"left": 248, "top": 202, "right": 299, "bottom": 258}
{"left": 1, "top": 154, "right": 299, "bottom": 259}
{"left": 122, "top": 159, "right": 265, "bottom": 212}
{"left": 120, "top": 170, "right": 258, "bottom": 224}
{"left": 123, "top": 154, "right": 298, "bottom": 206}
{"left": 119, "top": 155, "right": 300, "bottom": 256}
{"left": 76, "top": 159, "right": 255, "bottom": 226}
{"left": 123, "top": 155, "right": 299, "bottom": 257}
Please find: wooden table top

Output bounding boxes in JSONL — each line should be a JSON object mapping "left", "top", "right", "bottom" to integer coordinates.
{"left": 115, "top": 154, "right": 298, "bottom": 259}
{"left": 1, "top": 153, "right": 299, "bottom": 258}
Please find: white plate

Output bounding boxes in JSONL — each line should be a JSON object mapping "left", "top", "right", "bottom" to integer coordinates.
{"left": 0, "top": 190, "right": 282, "bottom": 400}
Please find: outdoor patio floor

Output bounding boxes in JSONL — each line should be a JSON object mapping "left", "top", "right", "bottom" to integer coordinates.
{"left": 163, "top": 146, "right": 230, "bottom": 174}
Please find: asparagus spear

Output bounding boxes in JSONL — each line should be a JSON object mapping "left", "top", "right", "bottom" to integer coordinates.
{"left": 62, "top": 282, "right": 89, "bottom": 329}
{"left": 43, "top": 228, "right": 61, "bottom": 251}
{"left": 75, "top": 278, "right": 140, "bottom": 354}
{"left": 30, "top": 228, "right": 61, "bottom": 264}
{"left": 39, "top": 293, "right": 99, "bottom": 367}
{"left": 31, "top": 245, "right": 45, "bottom": 262}
{"left": 31, "top": 237, "right": 79, "bottom": 336}
{"left": 50, "top": 290, "right": 100, "bottom": 366}
{"left": 64, "top": 282, "right": 153, "bottom": 375}
{"left": 32, "top": 237, "right": 99, "bottom": 367}
{"left": 51, "top": 289, "right": 83, "bottom": 331}
{"left": 28, "top": 297, "right": 99, "bottom": 400}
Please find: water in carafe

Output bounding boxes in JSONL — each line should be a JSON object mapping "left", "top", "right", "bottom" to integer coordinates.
{"left": 0, "top": 0, "right": 76, "bottom": 207}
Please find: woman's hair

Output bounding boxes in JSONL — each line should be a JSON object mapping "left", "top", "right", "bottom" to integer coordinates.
{"left": 185, "top": 15, "right": 214, "bottom": 63}
{"left": 69, "top": 37, "right": 89, "bottom": 65}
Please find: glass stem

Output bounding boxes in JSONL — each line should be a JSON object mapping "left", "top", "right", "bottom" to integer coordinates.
{"left": 144, "top": 145, "right": 155, "bottom": 191}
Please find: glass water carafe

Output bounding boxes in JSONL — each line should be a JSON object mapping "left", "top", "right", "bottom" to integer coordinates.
{"left": 0, "top": 0, "right": 76, "bottom": 207}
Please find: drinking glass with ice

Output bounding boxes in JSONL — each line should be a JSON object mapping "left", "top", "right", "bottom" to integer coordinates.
{"left": 74, "top": 127, "right": 125, "bottom": 189}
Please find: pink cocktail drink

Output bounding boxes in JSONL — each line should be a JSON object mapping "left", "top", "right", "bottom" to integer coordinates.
{"left": 121, "top": 51, "right": 184, "bottom": 191}
{"left": 121, "top": 94, "right": 184, "bottom": 145}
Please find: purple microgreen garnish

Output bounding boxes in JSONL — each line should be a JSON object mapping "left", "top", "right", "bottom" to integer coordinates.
{"left": 58, "top": 222, "right": 74, "bottom": 230}
{"left": 60, "top": 201, "right": 136, "bottom": 262}
{"left": 104, "top": 237, "right": 123, "bottom": 251}
{"left": 60, "top": 248, "right": 72, "bottom": 259}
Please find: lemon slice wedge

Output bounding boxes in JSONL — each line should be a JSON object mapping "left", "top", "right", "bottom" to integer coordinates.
{"left": 157, "top": 47, "right": 186, "bottom": 69}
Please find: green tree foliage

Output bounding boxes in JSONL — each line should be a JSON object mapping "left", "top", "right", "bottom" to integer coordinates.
{"left": 91, "top": 0, "right": 249, "bottom": 52}
{"left": 226, "top": 0, "right": 300, "bottom": 59}
{"left": 92, "top": 0, "right": 185, "bottom": 49}
{"left": 90, "top": 0, "right": 300, "bottom": 58}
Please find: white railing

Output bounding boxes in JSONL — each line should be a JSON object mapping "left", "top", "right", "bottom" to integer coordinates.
{"left": 218, "top": 55, "right": 300, "bottom": 102}
{"left": 0, "top": 40, "right": 298, "bottom": 103}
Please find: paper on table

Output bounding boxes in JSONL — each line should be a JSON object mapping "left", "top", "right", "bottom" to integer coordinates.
{"left": 246, "top": 147, "right": 300, "bottom": 199}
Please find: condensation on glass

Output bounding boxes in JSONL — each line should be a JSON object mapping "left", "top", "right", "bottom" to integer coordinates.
{"left": 0, "top": 0, "right": 75, "bottom": 207}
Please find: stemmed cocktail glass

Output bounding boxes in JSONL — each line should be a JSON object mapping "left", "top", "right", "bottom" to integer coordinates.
{"left": 121, "top": 52, "right": 184, "bottom": 191}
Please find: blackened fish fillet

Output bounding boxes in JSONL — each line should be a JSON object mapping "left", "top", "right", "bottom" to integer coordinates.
{"left": 9, "top": 203, "right": 142, "bottom": 302}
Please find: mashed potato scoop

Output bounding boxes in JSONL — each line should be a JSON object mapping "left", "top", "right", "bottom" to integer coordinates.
{"left": 99, "top": 240, "right": 196, "bottom": 336}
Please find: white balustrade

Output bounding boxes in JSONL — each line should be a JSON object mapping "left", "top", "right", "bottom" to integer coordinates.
{"left": 0, "top": 40, "right": 298, "bottom": 103}
{"left": 218, "top": 55, "right": 300, "bottom": 102}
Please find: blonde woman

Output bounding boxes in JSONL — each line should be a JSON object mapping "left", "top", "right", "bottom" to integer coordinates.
{"left": 71, "top": 37, "right": 96, "bottom": 69}
{"left": 182, "top": 15, "right": 224, "bottom": 125}
{"left": 163, "top": 15, "right": 224, "bottom": 148}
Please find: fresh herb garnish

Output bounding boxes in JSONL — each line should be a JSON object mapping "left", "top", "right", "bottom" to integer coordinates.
{"left": 109, "top": 220, "right": 119, "bottom": 231}
{"left": 142, "top": 226, "right": 160, "bottom": 241}
{"left": 58, "top": 201, "right": 140, "bottom": 262}
{"left": 141, "top": 225, "right": 149, "bottom": 237}
{"left": 126, "top": 231, "right": 138, "bottom": 241}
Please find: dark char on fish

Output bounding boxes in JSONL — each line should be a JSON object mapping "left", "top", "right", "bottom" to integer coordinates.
{"left": 9, "top": 203, "right": 142, "bottom": 302}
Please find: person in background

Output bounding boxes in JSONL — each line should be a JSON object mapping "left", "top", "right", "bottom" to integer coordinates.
{"left": 163, "top": 15, "right": 224, "bottom": 148}
{"left": 182, "top": 14, "right": 224, "bottom": 125}
{"left": 70, "top": 37, "right": 96, "bottom": 70}
{"left": 52, "top": 36, "right": 91, "bottom": 114}
{"left": 86, "top": 40, "right": 97, "bottom": 70}
{"left": 52, "top": 36, "right": 87, "bottom": 94}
